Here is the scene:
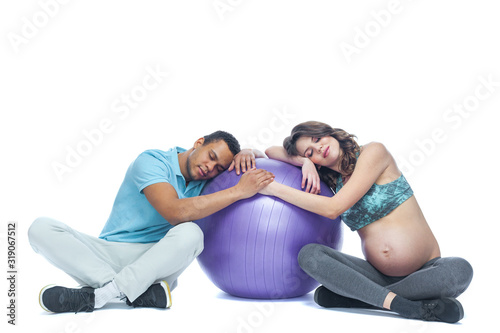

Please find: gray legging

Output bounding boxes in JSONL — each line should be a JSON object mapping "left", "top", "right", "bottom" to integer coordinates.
{"left": 298, "top": 244, "right": 473, "bottom": 308}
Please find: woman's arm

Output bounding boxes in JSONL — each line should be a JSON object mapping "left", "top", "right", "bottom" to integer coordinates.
{"left": 265, "top": 146, "right": 321, "bottom": 194}
{"left": 265, "top": 146, "right": 308, "bottom": 166}
{"left": 261, "top": 142, "right": 393, "bottom": 219}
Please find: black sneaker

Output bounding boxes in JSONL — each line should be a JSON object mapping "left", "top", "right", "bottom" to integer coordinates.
{"left": 126, "top": 281, "right": 171, "bottom": 309}
{"left": 39, "top": 285, "right": 95, "bottom": 313}
{"left": 314, "top": 286, "right": 376, "bottom": 309}
{"left": 419, "top": 298, "right": 464, "bottom": 323}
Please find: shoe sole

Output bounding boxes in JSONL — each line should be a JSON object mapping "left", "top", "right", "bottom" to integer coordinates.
{"left": 445, "top": 297, "right": 464, "bottom": 323}
{"left": 160, "top": 281, "right": 172, "bottom": 308}
{"left": 39, "top": 284, "right": 56, "bottom": 313}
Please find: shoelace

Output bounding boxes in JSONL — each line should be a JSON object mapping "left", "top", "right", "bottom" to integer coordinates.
{"left": 420, "top": 301, "right": 438, "bottom": 321}
{"left": 62, "top": 289, "right": 94, "bottom": 313}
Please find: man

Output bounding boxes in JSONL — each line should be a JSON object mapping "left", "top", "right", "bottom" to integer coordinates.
{"left": 28, "top": 130, "right": 274, "bottom": 313}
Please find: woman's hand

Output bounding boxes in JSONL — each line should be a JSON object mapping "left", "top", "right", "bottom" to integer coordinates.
{"left": 301, "top": 158, "right": 321, "bottom": 194}
{"left": 228, "top": 149, "right": 256, "bottom": 175}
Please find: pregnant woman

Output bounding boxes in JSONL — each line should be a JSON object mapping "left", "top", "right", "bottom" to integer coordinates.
{"left": 262, "top": 121, "right": 473, "bottom": 323}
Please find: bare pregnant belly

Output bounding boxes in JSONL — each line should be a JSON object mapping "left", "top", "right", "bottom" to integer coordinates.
{"left": 357, "top": 196, "right": 441, "bottom": 277}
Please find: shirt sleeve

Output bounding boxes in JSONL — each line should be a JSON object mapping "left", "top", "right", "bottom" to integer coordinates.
{"left": 129, "top": 151, "right": 173, "bottom": 193}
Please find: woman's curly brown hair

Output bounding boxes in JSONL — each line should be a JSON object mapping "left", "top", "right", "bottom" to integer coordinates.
{"left": 283, "top": 121, "right": 360, "bottom": 189}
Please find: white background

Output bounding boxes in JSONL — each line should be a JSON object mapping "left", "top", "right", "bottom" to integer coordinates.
{"left": 1, "top": 1, "right": 499, "bottom": 332}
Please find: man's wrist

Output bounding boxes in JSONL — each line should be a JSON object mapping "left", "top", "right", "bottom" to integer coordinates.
{"left": 228, "top": 184, "right": 245, "bottom": 201}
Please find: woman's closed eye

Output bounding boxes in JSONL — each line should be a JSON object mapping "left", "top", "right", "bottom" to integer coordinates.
{"left": 306, "top": 137, "right": 320, "bottom": 157}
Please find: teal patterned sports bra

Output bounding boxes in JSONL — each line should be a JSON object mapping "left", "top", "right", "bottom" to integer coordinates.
{"left": 336, "top": 159, "right": 414, "bottom": 231}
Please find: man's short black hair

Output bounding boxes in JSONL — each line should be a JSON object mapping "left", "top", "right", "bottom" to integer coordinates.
{"left": 203, "top": 130, "right": 241, "bottom": 156}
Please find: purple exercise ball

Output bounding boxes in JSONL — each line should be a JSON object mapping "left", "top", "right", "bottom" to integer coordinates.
{"left": 194, "top": 158, "right": 343, "bottom": 299}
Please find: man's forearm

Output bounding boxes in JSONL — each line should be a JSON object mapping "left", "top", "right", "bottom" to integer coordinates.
{"left": 145, "top": 169, "right": 273, "bottom": 226}
{"left": 170, "top": 186, "right": 243, "bottom": 225}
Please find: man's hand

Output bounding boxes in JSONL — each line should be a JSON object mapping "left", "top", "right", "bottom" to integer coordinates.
{"left": 228, "top": 149, "right": 256, "bottom": 175}
{"left": 234, "top": 168, "right": 275, "bottom": 199}
{"left": 228, "top": 149, "right": 268, "bottom": 175}
{"left": 301, "top": 158, "right": 321, "bottom": 194}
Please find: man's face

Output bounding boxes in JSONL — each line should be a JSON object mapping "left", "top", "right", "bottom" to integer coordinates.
{"left": 186, "top": 139, "right": 235, "bottom": 181}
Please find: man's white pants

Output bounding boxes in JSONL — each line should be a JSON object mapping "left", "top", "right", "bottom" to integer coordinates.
{"left": 28, "top": 217, "right": 204, "bottom": 302}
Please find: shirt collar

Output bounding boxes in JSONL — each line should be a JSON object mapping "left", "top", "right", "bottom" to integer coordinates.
{"left": 172, "top": 146, "right": 206, "bottom": 191}
{"left": 171, "top": 146, "right": 186, "bottom": 178}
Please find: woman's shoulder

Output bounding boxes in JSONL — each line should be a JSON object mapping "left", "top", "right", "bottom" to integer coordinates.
{"left": 355, "top": 142, "right": 394, "bottom": 176}
{"left": 358, "top": 142, "right": 401, "bottom": 182}
{"left": 358, "top": 142, "right": 389, "bottom": 158}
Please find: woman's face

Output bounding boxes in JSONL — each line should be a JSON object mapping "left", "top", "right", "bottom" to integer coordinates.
{"left": 295, "top": 135, "right": 342, "bottom": 170}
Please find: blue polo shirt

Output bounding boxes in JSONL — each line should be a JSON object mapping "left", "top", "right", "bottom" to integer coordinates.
{"left": 99, "top": 147, "right": 206, "bottom": 243}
